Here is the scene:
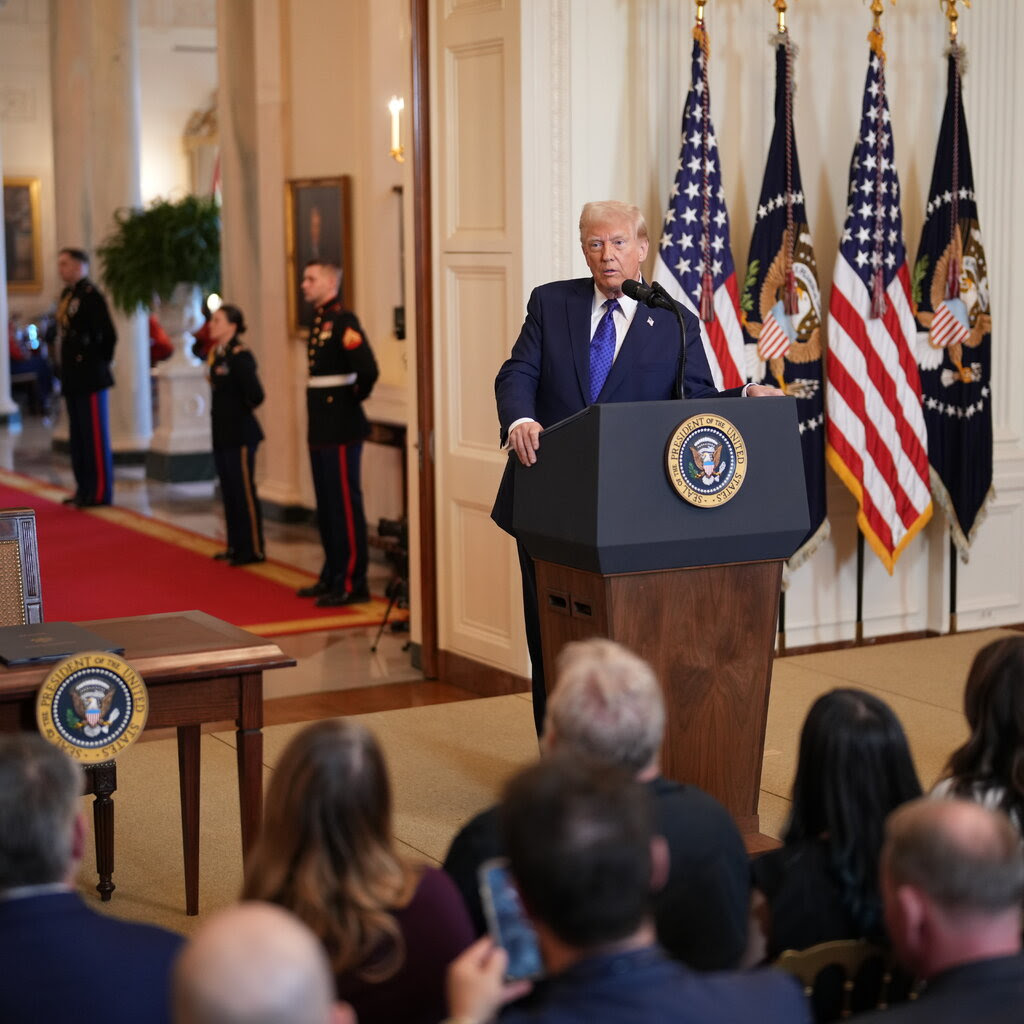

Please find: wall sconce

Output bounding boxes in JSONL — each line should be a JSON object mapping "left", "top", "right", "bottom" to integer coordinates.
{"left": 388, "top": 95, "right": 405, "bottom": 163}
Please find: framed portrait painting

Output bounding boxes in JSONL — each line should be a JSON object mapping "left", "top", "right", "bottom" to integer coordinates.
{"left": 285, "top": 176, "right": 353, "bottom": 333}
{"left": 4, "top": 177, "right": 42, "bottom": 292}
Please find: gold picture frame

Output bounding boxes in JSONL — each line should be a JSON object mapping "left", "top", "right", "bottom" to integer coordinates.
{"left": 4, "top": 176, "right": 43, "bottom": 293}
{"left": 285, "top": 176, "right": 353, "bottom": 334}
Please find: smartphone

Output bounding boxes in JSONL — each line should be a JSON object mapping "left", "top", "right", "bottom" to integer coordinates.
{"left": 478, "top": 857, "right": 544, "bottom": 981}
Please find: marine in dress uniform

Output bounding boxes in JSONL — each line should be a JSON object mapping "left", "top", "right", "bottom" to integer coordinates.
{"left": 296, "top": 261, "right": 379, "bottom": 607}
{"left": 207, "top": 304, "right": 265, "bottom": 566}
{"left": 54, "top": 248, "right": 116, "bottom": 507}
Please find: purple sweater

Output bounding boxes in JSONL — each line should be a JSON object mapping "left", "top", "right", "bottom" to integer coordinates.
{"left": 335, "top": 865, "right": 475, "bottom": 1024}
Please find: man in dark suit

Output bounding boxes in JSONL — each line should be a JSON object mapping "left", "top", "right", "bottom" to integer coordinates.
{"left": 55, "top": 247, "right": 117, "bottom": 507}
{"left": 295, "top": 260, "right": 379, "bottom": 607}
{"left": 445, "top": 756, "right": 809, "bottom": 1024}
{"left": 443, "top": 638, "right": 750, "bottom": 971}
{"left": 0, "top": 733, "right": 183, "bottom": 1024}
{"left": 854, "top": 797, "right": 1024, "bottom": 1023}
{"left": 492, "top": 200, "right": 781, "bottom": 732}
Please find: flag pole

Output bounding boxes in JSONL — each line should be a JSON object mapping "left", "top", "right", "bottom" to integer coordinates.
{"left": 856, "top": 532, "right": 865, "bottom": 644}
{"left": 772, "top": 0, "right": 790, "bottom": 33}
{"left": 856, "top": 0, "right": 890, "bottom": 643}
{"left": 949, "top": 539, "right": 959, "bottom": 634}
{"left": 941, "top": 0, "right": 971, "bottom": 44}
{"left": 942, "top": 0, "right": 969, "bottom": 638}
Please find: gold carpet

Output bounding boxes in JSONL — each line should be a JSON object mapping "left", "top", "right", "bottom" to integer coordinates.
{"left": 76, "top": 627, "right": 1018, "bottom": 937}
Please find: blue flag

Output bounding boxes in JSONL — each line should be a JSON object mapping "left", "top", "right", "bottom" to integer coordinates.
{"left": 912, "top": 48, "right": 993, "bottom": 561}
{"left": 740, "top": 38, "right": 828, "bottom": 570}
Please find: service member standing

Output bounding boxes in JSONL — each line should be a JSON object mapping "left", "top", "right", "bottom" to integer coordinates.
{"left": 207, "top": 303, "right": 266, "bottom": 566}
{"left": 54, "top": 248, "right": 116, "bottom": 507}
{"left": 296, "top": 260, "right": 379, "bottom": 607}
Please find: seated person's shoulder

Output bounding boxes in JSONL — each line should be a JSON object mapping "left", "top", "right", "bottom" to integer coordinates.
{"left": 687, "top": 966, "right": 810, "bottom": 1020}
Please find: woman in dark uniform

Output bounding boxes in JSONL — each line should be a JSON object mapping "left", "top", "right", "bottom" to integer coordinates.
{"left": 207, "top": 304, "right": 266, "bottom": 566}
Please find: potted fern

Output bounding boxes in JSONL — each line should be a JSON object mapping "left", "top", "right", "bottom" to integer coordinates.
{"left": 97, "top": 194, "right": 221, "bottom": 366}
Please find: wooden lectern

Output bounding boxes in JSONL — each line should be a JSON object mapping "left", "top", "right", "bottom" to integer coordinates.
{"left": 513, "top": 398, "right": 809, "bottom": 836}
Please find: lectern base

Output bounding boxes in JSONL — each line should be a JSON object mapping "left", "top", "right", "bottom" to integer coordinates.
{"left": 535, "top": 558, "right": 782, "bottom": 834}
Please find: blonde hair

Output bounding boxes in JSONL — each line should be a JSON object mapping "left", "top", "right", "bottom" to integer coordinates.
{"left": 546, "top": 638, "right": 664, "bottom": 773}
{"left": 579, "top": 201, "right": 648, "bottom": 245}
{"left": 241, "top": 720, "right": 414, "bottom": 982}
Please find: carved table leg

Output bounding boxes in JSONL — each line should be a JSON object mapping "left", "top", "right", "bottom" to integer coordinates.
{"left": 84, "top": 761, "right": 117, "bottom": 901}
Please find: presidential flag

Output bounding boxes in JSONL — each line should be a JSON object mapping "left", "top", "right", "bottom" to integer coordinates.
{"left": 911, "top": 47, "right": 992, "bottom": 561}
{"left": 825, "top": 43, "right": 932, "bottom": 573}
{"left": 740, "top": 36, "right": 828, "bottom": 571}
{"left": 653, "top": 23, "right": 746, "bottom": 391}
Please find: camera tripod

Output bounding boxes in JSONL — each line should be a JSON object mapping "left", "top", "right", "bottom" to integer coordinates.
{"left": 370, "top": 573, "right": 410, "bottom": 653}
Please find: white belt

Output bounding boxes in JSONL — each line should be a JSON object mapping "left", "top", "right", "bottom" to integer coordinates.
{"left": 307, "top": 373, "right": 356, "bottom": 388}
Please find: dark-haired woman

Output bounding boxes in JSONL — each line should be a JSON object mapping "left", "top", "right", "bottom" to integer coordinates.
{"left": 751, "top": 688, "right": 922, "bottom": 959}
{"left": 933, "top": 636, "right": 1024, "bottom": 832}
{"left": 241, "top": 720, "right": 474, "bottom": 1024}
{"left": 207, "top": 304, "right": 265, "bottom": 566}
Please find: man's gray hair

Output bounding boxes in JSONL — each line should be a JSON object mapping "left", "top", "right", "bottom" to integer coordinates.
{"left": 0, "top": 734, "right": 80, "bottom": 889}
{"left": 885, "top": 797, "right": 1024, "bottom": 915}
{"left": 579, "top": 201, "right": 649, "bottom": 244}
{"left": 546, "top": 638, "right": 664, "bottom": 774}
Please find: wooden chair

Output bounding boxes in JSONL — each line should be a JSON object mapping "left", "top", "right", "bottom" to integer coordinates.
{"left": 0, "top": 506, "right": 117, "bottom": 901}
{"left": 776, "top": 938, "right": 917, "bottom": 1022}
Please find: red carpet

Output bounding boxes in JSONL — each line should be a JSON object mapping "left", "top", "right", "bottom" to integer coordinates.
{"left": 0, "top": 471, "right": 403, "bottom": 637}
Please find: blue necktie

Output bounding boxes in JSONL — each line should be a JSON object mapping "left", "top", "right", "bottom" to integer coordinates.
{"left": 589, "top": 298, "right": 620, "bottom": 403}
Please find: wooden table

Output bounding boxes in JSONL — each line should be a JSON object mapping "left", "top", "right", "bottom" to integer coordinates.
{"left": 0, "top": 610, "right": 295, "bottom": 915}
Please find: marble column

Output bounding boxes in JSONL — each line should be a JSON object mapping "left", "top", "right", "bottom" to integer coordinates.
{"left": 50, "top": 0, "right": 151, "bottom": 458}
{"left": 0, "top": 130, "right": 19, "bottom": 426}
{"left": 216, "top": 1, "right": 301, "bottom": 510}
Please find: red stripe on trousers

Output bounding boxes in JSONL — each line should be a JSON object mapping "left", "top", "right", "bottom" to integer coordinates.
{"left": 337, "top": 445, "right": 357, "bottom": 592}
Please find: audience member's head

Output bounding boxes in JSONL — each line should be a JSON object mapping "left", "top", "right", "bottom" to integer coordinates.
{"left": 241, "top": 719, "right": 410, "bottom": 981}
{"left": 501, "top": 754, "right": 655, "bottom": 953}
{"left": 881, "top": 797, "right": 1024, "bottom": 979}
{"left": 173, "top": 901, "right": 354, "bottom": 1024}
{"left": 0, "top": 733, "right": 82, "bottom": 891}
{"left": 786, "top": 688, "right": 922, "bottom": 934}
{"left": 944, "top": 636, "right": 1024, "bottom": 826}
{"left": 543, "top": 638, "right": 664, "bottom": 775}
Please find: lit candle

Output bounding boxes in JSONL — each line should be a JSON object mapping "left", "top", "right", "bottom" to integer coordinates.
{"left": 388, "top": 96, "right": 405, "bottom": 157}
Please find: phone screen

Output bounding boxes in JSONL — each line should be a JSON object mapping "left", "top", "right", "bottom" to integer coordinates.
{"left": 478, "top": 858, "right": 544, "bottom": 981}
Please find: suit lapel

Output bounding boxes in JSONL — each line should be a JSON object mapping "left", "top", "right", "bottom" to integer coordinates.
{"left": 567, "top": 280, "right": 594, "bottom": 405}
{"left": 598, "top": 305, "right": 671, "bottom": 401}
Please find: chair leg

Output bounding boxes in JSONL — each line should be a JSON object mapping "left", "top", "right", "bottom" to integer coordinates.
{"left": 86, "top": 761, "right": 117, "bottom": 901}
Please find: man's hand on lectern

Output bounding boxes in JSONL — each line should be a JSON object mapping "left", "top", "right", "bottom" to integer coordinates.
{"left": 509, "top": 420, "right": 542, "bottom": 466}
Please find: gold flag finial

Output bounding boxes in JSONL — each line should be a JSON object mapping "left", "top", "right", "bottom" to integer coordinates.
{"left": 867, "top": 0, "right": 896, "bottom": 56}
{"left": 695, "top": 0, "right": 707, "bottom": 25}
{"left": 942, "top": 0, "right": 971, "bottom": 43}
{"left": 773, "top": 0, "right": 790, "bottom": 34}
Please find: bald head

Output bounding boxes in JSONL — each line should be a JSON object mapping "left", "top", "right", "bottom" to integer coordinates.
{"left": 174, "top": 902, "right": 344, "bottom": 1024}
{"left": 884, "top": 798, "right": 1024, "bottom": 915}
{"left": 882, "top": 798, "right": 1024, "bottom": 979}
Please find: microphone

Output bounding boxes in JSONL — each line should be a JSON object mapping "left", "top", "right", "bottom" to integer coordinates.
{"left": 622, "top": 278, "right": 677, "bottom": 313}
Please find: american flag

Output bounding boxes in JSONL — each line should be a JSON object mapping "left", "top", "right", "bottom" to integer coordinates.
{"left": 825, "top": 45, "right": 932, "bottom": 574}
{"left": 653, "top": 27, "right": 746, "bottom": 391}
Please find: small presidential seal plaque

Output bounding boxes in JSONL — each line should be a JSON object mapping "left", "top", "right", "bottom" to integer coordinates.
{"left": 665, "top": 413, "right": 747, "bottom": 507}
{"left": 35, "top": 652, "right": 148, "bottom": 763}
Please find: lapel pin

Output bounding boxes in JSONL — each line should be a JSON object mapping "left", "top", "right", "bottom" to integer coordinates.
{"left": 647, "top": 316, "right": 655, "bottom": 327}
